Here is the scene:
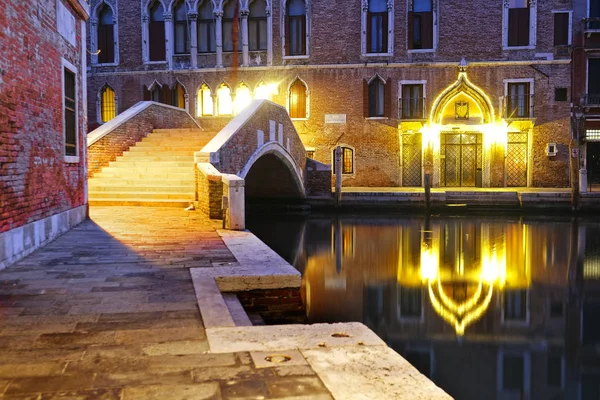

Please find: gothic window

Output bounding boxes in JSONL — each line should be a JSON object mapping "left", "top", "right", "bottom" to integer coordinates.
{"left": 223, "top": 0, "right": 242, "bottom": 52}
{"left": 249, "top": 0, "right": 267, "bottom": 51}
{"left": 217, "top": 83, "right": 233, "bottom": 115}
{"left": 285, "top": 0, "right": 306, "bottom": 56}
{"left": 409, "top": 0, "right": 433, "bottom": 50}
{"left": 149, "top": 1, "right": 166, "bottom": 61}
{"left": 197, "top": 0, "right": 216, "bottom": 53}
{"left": 174, "top": 1, "right": 190, "bottom": 54}
{"left": 97, "top": 4, "right": 115, "bottom": 63}
{"left": 197, "top": 84, "right": 213, "bottom": 116}
{"left": 364, "top": 76, "right": 390, "bottom": 118}
{"left": 100, "top": 85, "right": 116, "bottom": 122}
{"left": 288, "top": 78, "right": 307, "bottom": 119}
{"left": 367, "top": 0, "right": 387, "bottom": 53}
{"left": 171, "top": 82, "right": 186, "bottom": 109}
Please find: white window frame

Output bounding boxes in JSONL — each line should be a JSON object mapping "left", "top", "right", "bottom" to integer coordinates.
{"left": 171, "top": 79, "right": 190, "bottom": 112}
{"left": 502, "top": 0, "right": 537, "bottom": 50}
{"left": 141, "top": 0, "right": 169, "bottom": 65}
{"left": 399, "top": 80, "right": 427, "bottom": 120}
{"left": 587, "top": 0, "right": 600, "bottom": 32}
{"left": 196, "top": 82, "right": 215, "bottom": 117}
{"left": 286, "top": 76, "right": 310, "bottom": 120}
{"left": 366, "top": 74, "right": 388, "bottom": 120}
{"left": 96, "top": 83, "right": 119, "bottom": 125}
{"left": 497, "top": 350, "right": 531, "bottom": 398}
{"left": 90, "top": 0, "right": 119, "bottom": 66}
{"left": 62, "top": 58, "right": 80, "bottom": 163}
{"left": 331, "top": 144, "right": 356, "bottom": 177}
{"left": 361, "top": 0, "right": 394, "bottom": 57}
{"left": 281, "top": 0, "right": 310, "bottom": 60}
{"left": 406, "top": 0, "right": 437, "bottom": 54}
{"left": 551, "top": 10, "right": 573, "bottom": 46}
{"left": 500, "top": 287, "right": 531, "bottom": 325}
{"left": 503, "top": 78, "right": 535, "bottom": 119}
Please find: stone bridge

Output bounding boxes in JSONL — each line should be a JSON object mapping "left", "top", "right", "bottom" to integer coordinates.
{"left": 195, "top": 100, "right": 330, "bottom": 230}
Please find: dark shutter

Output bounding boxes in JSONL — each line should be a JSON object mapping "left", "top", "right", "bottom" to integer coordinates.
{"left": 384, "top": 78, "right": 391, "bottom": 118}
{"left": 554, "top": 13, "right": 569, "bottom": 46}
{"left": 300, "top": 14, "right": 307, "bottom": 55}
{"left": 518, "top": 7, "right": 530, "bottom": 46}
{"left": 285, "top": 15, "right": 291, "bottom": 56}
{"left": 98, "top": 24, "right": 107, "bottom": 63}
{"left": 407, "top": 12, "right": 414, "bottom": 49}
{"left": 149, "top": 21, "right": 166, "bottom": 61}
{"left": 162, "top": 85, "right": 172, "bottom": 105}
{"left": 508, "top": 8, "right": 519, "bottom": 47}
{"left": 105, "top": 25, "right": 115, "bottom": 63}
{"left": 421, "top": 12, "right": 433, "bottom": 49}
{"left": 143, "top": 85, "right": 151, "bottom": 101}
{"left": 363, "top": 79, "right": 369, "bottom": 118}
{"left": 64, "top": 69, "right": 77, "bottom": 156}
{"left": 381, "top": 13, "right": 388, "bottom": 52}
{"left": 366, "top": 12, "right": 372, "bottom": 52}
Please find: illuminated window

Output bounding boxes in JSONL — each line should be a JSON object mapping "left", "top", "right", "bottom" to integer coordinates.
{"left": 64, "top": 68, "right": 77, "bottom": 156}
{"left": 285, "top": 0, "right": 306, "bottom": 56}
{"left": 506, "top": 82, "right": 531, "bottom": 118}
{"left": 507, "top": 0, "right": 531, "bottom": 47}
{"left": 171, "top": 83, "right": 186, "bottom": 109}
{"left": 222, "top": 0, "right": 242, "bottom": 52}
{"left": 197, "top": 84, "right": 213, "bottom": 116}
{"left": 149, "top": 1, "right": 166, "bottom": 61}
{"left": 217, "top": 84, "right": 233, "bottom": 115}
{"left": 174, "top": 1, "right": 190, "bottom": 54}
{"left": 288, "top": 79, "right": 307, "bottom": 119}
{"left": 306, "top": 150, "right": 315, "bottom": 158}
{"left": 503, "top": 289, "right": 528, "bottom": 321}
{"left": 400, "top": 83, "right": 425, "bottom": 119}
{"left": 100, "top": 86, "right": 116, "bottom": 123}
{"left": 588, "top": 130, "right": 600, "bottom": 141}
{"left": 97, "top": 4, "right": 114, "bottom": 63}
{"left": 233, "top": 83, "right": 252, "bottom": 114}
{"left": 367, "top": 0, "right": 387, "bottom": 53}
{"left": 409, "top": 0, "right": 433, "bottom": 50}
{"left": 255, "top": 81, "right": 273, "bottom": 100}
{"left": 332, "top": 147, "right": 354, "bottom": 175}
{"left": 366, "top": 76, "right": 387, "bottom": 117}
{"left": 249, "top": 0, "right": 267, "bottom": 51}
{"left": 198, "top": 0, "right": 215, "bottom": 53}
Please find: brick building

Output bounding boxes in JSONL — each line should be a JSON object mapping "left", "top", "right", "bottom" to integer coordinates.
{"left": 87, "top": 0, "right": 573, "bottom": 188}
{"left": 0, "top": 0, "right": 90, "bottom": 269}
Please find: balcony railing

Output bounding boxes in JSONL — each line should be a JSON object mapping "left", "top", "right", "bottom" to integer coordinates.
{"left": 398, "top": 98, "right": 426, "bottom": 120}
{"left": 582, "top": 94, "right": 600, "bottom": 107}
{"left": 585, "top": 17, "right": 600, "bottom": 31}
{"left": 503, "top": 94, "right": 534, "bottom": 119}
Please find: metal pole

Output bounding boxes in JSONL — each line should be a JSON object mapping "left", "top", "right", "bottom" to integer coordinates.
{"left": 424, "top": 173, "right": 431, "bottom": 212}
{"left": 335, "top": 146, "right": 342, "bottom": 207}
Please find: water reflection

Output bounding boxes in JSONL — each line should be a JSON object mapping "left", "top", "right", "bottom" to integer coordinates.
{"left": 247, "top": 214, "right": 600, "bottom": 400}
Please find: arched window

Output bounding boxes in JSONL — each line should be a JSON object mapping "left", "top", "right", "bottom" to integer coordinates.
{"left": 288, "top": 79, "right": 306, "bottom": 119}
{"left": 217, "top": 83, "right": 233, "bottom": 115}
{"left": 233, "top": 83, "right": 252, "bottom": 114}
{"left": 367, "top": 77, "right": 385, "bottom": 117}
{"left": 171, "top": 82, "right": 186, "bottom": 109}
{"left": 98, "top": 4, "right": 115, "bottom": 63}
{"left": 197, "top": 0, "right": 215, "bottom": 53}
{"left": 100, "top": 86, "right": 116, "bottom": 122}
{"left": 249, "top": 0, "right": 267, "bottom": 51}
{"left": 255, "top": 81, "right": 273, "bottom": 100}
{"left": 332, "top": 146, "right": 354, "bottom": 174}
{"left": 367, "top": 0, "right": 387, "bottom": 54}
{"left": 285, "top": 0, "right": 306, "bottom": 56}
{"left": 174, "top": 1, "right": 190, "bottom": 54}
{"left": 197, "top": 84, "right": 213, "bottom": 116}
{"left": 151, "top": 85, "right": 161, "bottom": 102}
{"left": 223, "top": 0, "right": 242, "bottom": 52}
{"left": 149, "top": 1, "right": 166, "bottom": 61}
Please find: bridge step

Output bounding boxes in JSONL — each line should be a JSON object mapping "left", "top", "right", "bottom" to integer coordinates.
{"left": 89, "top": 127, "right": 217, "bottom": 207}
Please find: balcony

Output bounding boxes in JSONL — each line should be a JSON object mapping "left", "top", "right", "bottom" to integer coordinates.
{"left": 585, "top": 18, "right": 600, "bottom": 32}
{"left": 582, "top": 94, "right": 600, "bottom": 108}
{"left": 398, "top": 98, "right": 426, "bottom": 120}
{"left": 503, "top": 95, "right": 534, "bottom": 119}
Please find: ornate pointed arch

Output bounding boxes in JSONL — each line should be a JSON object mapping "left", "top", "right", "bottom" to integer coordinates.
{"left": 92, "top": 0, "right": 116, "bottom": 19}
{"left": 429, "top": 71, "right": 495, "bottom": 124}
{"left": 147, "top": 80, "right": 163, "bottom": 91}
{"left": 367, "top": 73, "right": 386, "bottom": 85}
{"left": 143, "top": 0, "right": 168, "bottom": 11}
{"left": 287, "top": 75, "right": 308, "bottom": 92}
{"left": 167, "top": 0, "right": 192, "bottom": 12}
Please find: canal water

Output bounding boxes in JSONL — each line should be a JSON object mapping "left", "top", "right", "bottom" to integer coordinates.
{"left": 247, "top": 213, "right": 600, "bottom": 400}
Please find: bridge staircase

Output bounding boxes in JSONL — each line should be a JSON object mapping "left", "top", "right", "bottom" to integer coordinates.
{"left": 88, "top": 128, "right": 216, "bottom": 207}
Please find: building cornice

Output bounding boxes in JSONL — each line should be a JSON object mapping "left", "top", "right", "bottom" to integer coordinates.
{"left": 65, "top": 0, "right": 90, "bottom": 20}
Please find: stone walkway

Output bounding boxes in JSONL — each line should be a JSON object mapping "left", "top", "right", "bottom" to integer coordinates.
{"left": 0, "top": 207, "right": 332, "bottom": 399}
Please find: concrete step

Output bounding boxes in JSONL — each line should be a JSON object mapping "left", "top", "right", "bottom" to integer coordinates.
{"left": 88, "top": 184, "right": 195, "bottom": 192}
{"left": 108, "top": 160, "right": 193, "bottom": 168}
{"left": 128, "top": 146, "right": 199, "bottom": 153}
{"left": 99, "top": 166, "right": 193, "bottom": 174}
{"left": 150, "top": 129, "right": 216, "bottom": 136}
{"left": 94, "top": 173, "right": 194, "bottom": 181}
{"left": 89, "top": 191, "right": 194, "bottom": 200}
{"left": 117, "top": 154, "right": 195, "bottom": 161}
{"left": 134, "top": 141, "right": 207, "bottom": 148}
{"left": 89, "top": 178, "right": 195, "bottom": 186}
{"left": 88, "top": 199, "right": 193, "bottom": 207}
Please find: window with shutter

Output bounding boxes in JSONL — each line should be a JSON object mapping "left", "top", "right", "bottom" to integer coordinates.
{"left": 368, "top": 77, "right": 385, "bottom": 117}
{"left": 249, "top": 0, "right": 267, "bottom": 51}
{"left": 286, "top": 0, "right": 306, "bottom": 56}
{"left": 149, "top": 2, "right": 166, "bottom": 61}
{"left": 98, "top": 5, "right": 114, "bottom": 63}
{"left": 553, "top": 12, "right": 569, "bottom": 46}
{"left": 223, "top": 0, "right": 242, "bottom": 52}
{"left": 367, "top": 0, "right": 387, "bottom": 53}
{"left": 507, "top": 0, "right": 530, "bottom": 47}
{"left": 289, "top": 79, "right": 307, "bottom": 119}
{"left": 64, "top": 68, "right": 77, "bottom": 156}
{"left": 409, "top": 0, "right": 433, "bottom": 50}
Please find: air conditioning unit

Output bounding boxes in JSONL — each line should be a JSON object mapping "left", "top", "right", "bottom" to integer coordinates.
{"left": 546, "top": 143, "right": 558, "bottom": 157}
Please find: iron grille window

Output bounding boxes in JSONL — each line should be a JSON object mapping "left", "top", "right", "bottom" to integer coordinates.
{"left": 289, "top": 79, "right": 307, "bottom": 118}
{"left": 100, "top": 86, "right": 116, "bottom": 123}
{"left": 97, "top": 5, "right": 114, "bottom": 63}
{"left": 503, "top": 289, "right": 528, "bottom": 321}
{"left": 508, "top": 0, "right": 530, "bottom": 47}
{"left": 400, "top": 84, "right": 424, "bottom": 119}
{"left": 332, "top": 147, "right": 354, "bottom": 174}
{"left": 149, "top": 2, "right": 166, "bottom": 61}
{"left": 587, "top": 130, "right": 600, "bottom": 141}
{"left": 506, "top": 82, "right": 531, "bottom": 118}
{"left": 367, "top": 0, "right": 387, "bottom": 53}
{"left": 249, "top": 0, "right": 267, "bottom": 51}
{"left": 286, "top": 0, "right": 306, "bottom": 56}
{"left": 174, "top": 2, "right": 190, "bottom": 54}
{"left": 197, "top": 1, "right": 215, "bottom": 53}
{"left": 408, "top": 0, "right": 433, "bottom": 50}
{"left": 222, "top": 0, "right": 241, "bottom": 52}
{"left": 64, "top": 68, "right": 77, "bottom": 156}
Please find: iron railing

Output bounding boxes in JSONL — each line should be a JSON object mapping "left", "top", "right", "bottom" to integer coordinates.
{"left": 398, "top": 98, "right": 426, "bottom": 120}
{"left": 585, "top": 17, "right": 600, "bottom": 31}
{"left": 503, "top": 94, "right": 534, "bottom": 119}
{"left": 582, "top": 94, "right": 600, "bottom": 107}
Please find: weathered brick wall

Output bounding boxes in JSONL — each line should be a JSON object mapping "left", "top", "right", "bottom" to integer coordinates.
{"left": 87, "top": 102, "right": 199, "bottom": 177}
{"left": 235, "top": 288, "right": 306, "bottom": 325}
{"left": 0, "top": 0, "right": 88, "bottom": 234}
{"left": 305, "top": 159, "right": 332, "bottom": 197}
{"left": 195, "top": 163, "right": 223, "bottom": 219}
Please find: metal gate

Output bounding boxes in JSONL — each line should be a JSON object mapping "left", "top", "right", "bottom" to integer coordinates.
{"left": 441, "top": 132, "right": 482, "bottom": 187}
{"left": 506, "top": 132, "right": 528, "bottom": 187}
{"left": 402, "top": 133, "right": 422, "bottom": 186}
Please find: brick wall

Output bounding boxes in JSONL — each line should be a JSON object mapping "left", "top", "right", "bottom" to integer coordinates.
{"left": 235, "top": 288, "right": 306, "bottom": 325}
{"left": 305, "top": 159, "right": 332, "bottom": 197}
{"left": 196, "top": 163, "right": 224, "bottom": 219}
{"left": 0, "top": 0, "right": 88, "bottom": 234}
{"left": 87, "top": 102, "right": 200, "bottom": 177}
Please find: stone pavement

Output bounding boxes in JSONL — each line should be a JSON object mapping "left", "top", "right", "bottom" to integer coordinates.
{"left": 0, "top": 207, "right": 333, "bottom": 399}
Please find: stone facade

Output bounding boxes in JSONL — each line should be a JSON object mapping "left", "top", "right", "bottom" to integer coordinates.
{"left": 87, "top": 0, "right": 574, "bottom": 188}
{"left": 0, "top": 0, "right": 90, "bottom": 268}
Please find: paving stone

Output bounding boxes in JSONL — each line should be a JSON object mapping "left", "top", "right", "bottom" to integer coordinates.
{"left": 121, "top": 383, "right": 220, "bottom": 399}
{"left": 193, "top": 365, "right": 275, "bottom": 383}
{"left": 142, "top": 340, "right": 210, "bottom": 356}
{"left": 266, "top": 377, "right": 331, "bottom": 398}
{"left": 115, "top": 327, "right": 205, "bottom": 344}
{"left": 39, "top": 388, "right": 122, "bottom": 400}
{"left": 0, "top": 349, "right": 85, "bottom": 364}
{"left": 0, "top": 363, "right": 66, "bottom": 378}
{"left": 220, "top": 379, "right": 269, "bottom": 400}
{"left": 5, "top": 374, "right": 96, "bottom": 395}
{"left": 269, "top": 365, "right": 318, "bottom": 378}
{"left": 35, "top": 331, "right": 117, "bottom": 348}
